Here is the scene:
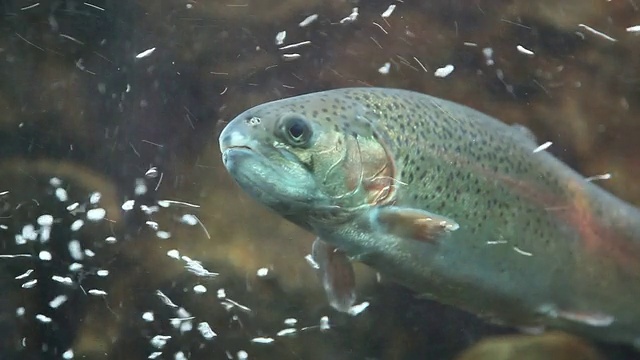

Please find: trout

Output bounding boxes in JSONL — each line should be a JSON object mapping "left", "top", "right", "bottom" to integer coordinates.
{"left": 218, "top": 87, "right": 640, "bottom": 346}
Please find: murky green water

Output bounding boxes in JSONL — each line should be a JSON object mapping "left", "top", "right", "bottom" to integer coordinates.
{"left": 1, "top": 1, "right": 639, "bottom": 359}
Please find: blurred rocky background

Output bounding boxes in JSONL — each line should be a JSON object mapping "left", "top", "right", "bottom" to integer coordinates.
{"left": 0, "top": 0, "right": 638, "bottom": 359}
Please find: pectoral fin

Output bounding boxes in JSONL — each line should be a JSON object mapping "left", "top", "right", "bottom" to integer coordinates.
{"left": 311, "top": 238, "right": 356, "bottom": 313}
{"left": 368, "top": 206, "right": 459, "bottom": 243}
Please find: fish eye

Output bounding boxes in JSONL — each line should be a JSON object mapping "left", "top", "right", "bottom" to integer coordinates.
{"left": 279, "top": 114, "right": 312, "bottom": 147}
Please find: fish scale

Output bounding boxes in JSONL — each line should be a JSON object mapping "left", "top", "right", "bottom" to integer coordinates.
{"left": 219, "top": 87, "right": 640, "bottom": 347}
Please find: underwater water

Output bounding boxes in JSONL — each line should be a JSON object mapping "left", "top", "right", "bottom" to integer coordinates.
{"left": 0, "top": 1, "right": 639, "bottom": 359}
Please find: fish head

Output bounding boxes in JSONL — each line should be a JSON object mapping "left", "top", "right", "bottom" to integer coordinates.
{"left": 219, "top": 91, "right": 397, "bottom": 226}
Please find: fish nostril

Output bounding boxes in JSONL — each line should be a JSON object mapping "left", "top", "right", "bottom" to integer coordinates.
{"left": 245, "top": 116, "right": 261, "bottom": 127}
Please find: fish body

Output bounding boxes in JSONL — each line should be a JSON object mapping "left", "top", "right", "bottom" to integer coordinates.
{"left": 219, "top": 87, "right": 640, "bottom": 346}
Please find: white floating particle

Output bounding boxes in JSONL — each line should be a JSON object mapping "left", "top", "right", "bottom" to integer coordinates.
{"left": 198, "top": 322, "right": 217, "bottom": 340}
{"left": 348, "top": 301, "right": 370, "bottom": 316}
{"left": 516, "top": 45, "right": 534, "bottom": 56}
{"left": 66, "top": 202, "right": 80, "bottom": 211}
{"left": 22, "top": 224, "right": 37, "bottom": 241}
{"left": 277, "top": 328, "right": 297, "bottom": 337}
{"left": 184, "top": 259, "right": 218, "bottom": 277}
{"left": 586, "top": 173, "right": 612, "bottom": 182}
{"left": 0, "top": 190, "right": 8, "bottom": 196}
{"left": 177, "top": 307, "right": 192, "bottom": 319}
{"left": 49, "top": 177, "right": 63, "bottom": 187}
{"left": 62, "top": 349, "right": 74, "bottom": 359}
{"left": 167, "top": 249, "right": 180, "bottom": 259}
{"left": 89, "top": 192, "right": 102, "bottom": 204}
{"left": 70, "top": 219, "right": 84, "bottom": 231}
{"left": 170, "top": 319, "right": 181, "bottom": 329}
{"left": 0, "top": 224, "right": 7, "bottom": 230}
{"left": 340, "top": 7, "right": 359, "bottom": 24}
{"left": 15, "top": 269, "right": 33, "bottom": 280}
{"left": 378, "top": 62, "right": 391, "bottom": 74}
{"left": 142, "top": 312, "right": 155, "bottom": 322}
{"left": 146, "top": 205, "right": 161, "bottom": 214}
{"left": 39, "top": 251, "right": 52, "bottom": 261}
{"left": 156, "top": 231, "right": 171, "bottom": 239}
{"left": 121, "top": 200, "right": 135, "bottom": 211}
{"left": 52, "top": 275, "right": 74, "bottom": 285}
{"left": 16, "top": 307, "right": 25, "bottom": 316}
{"left": 148, "top": 352, "right": 162, "bottom": 359}
{"left": 179, "top": 319, "right": 193, "bottom": 333}
{"left": 105, "top": 236, "right": 117, "bottom": 243}
{"left": 320, "top": 316, "right": 330, "bottom": 331}
{"left": 578, "top": 24, "right": 617, "bottom": 42}
{"left": 14, "top": 234, "right": 26, "bottom": 245}
{"left": 135, "top": 179, "right": 148, "bottom": 195}
{"left": 193, "top": 285, "right": 207, "bottom": 294}
{"left": 88, "top": 289, "right": 107, "bottom": 296}
{"left": 174, "top": 351, "right": 186, "bottom": 360}
{"left": 434, "top": 64, "right": 455, "bottom": 78}
{"left": 0, "top": 254, "right": 31, "bottom": 259}
{"left": 21, "top": 279, "right": 38, "bottom": 288}
{"left": 55, "top": 188, "right": 68, "bottom": 202}
{"left": 251, "top": 337, "right": 274, "bottom": 344}
{"left": 69, "top": 262, "right": 83, "bottom": 271}
{"left": 237, "top": 350, "right": 248, "bottom": 360}
{"left": 145, "top": 167, "right": 158, "bottom": 178}
{"left": 40, "top": 226, "right": 51, "bottom": 242}
{"left": 463, "top": 42, "right": 478, "bottom": 47}
{"left": 96, "top": 269, "right": 109, "bottom": 277}
{"left": 483, "top": 47, "right": 494, "bottom": 66}
{"left": 180, "top": 214, "right": 198, "bottom": 226}
{"left": 68, "top": 240, "right": 84, "bottom": 260}
{"left": 533, "top": 141, "right": 552, "bottom": 153}
{"left": 86, "top": 208, "right": 106, "bottom": 222}
{"left": 381, "top": 4, "right": 396, "bottom": 18}
{"left": 217, "top": 288, "right": 226, "bottom": 299}
{"left": 157, "top": 200, "right": 201, "bottom": 208}
{"left": 36, "top": 314, "right": 52, "bottom": 323}
{"left": 136, "top": 47, "right": 156, "bottom": 59}
{"left": 37, "top": 214, "right": 54, "bottom": 227}
{"left": 146, "top": 221, "right": 159, "bottom": 230}
{"left": 156, "top": 290, "right": 178, "bottom": 308}
{"left": 140, "top": 205, "right": 159, "bottom": 215}
{"left": 299, "top": 14, "right": 318, "bottom": 27}
{"left": 278, "top": 41, "right": 312, "bottom": 51}
{"left": 49, "top": 295, "right": 69, "bottom": 309}
{"left": 256, "top": 267, "right": 269, "bottom": 277}
{"left": 84, "top": 249, "right": 95, "bottom": 257}
{"left": 284, "top": 318, "right": 298, "bottom": 326}
{"left": 221, "top": 299, "right": 252, "bottom": 313}
{"left": 628, "top": 25, "right": 640, "bottom": 33}
{"left": 275, "top": 31, "right": 286, "bottom": 45}
{"left": 175, "top": 320, "right": 194, "bottom": 330}
{"left": 304, "top": 254, "right": 320, "bottom": 269}
{"left": 282, "top": 53, "right": 301, "bottom": 61}
{"left": 513, "top": 246, "right": 533, "bottom": 257}
{"left": 150, "top": 335, "right": 171, "bottom": 349}
{"left": 486, "top": 240, "right": 508, "bottom": 245}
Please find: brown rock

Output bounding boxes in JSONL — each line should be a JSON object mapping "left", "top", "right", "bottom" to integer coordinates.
{"left": 456, "top": 332, "right": 604, "bottom": 360}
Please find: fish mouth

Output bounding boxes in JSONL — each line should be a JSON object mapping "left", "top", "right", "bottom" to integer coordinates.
{"left": 225, "top": 145, "right": 252, "bottom": 151}
{"left": 221, "top": 145, "right": 255, "bottom": 165}
{"left": 221, "top": 144, "right": 328, "bottom": 214}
